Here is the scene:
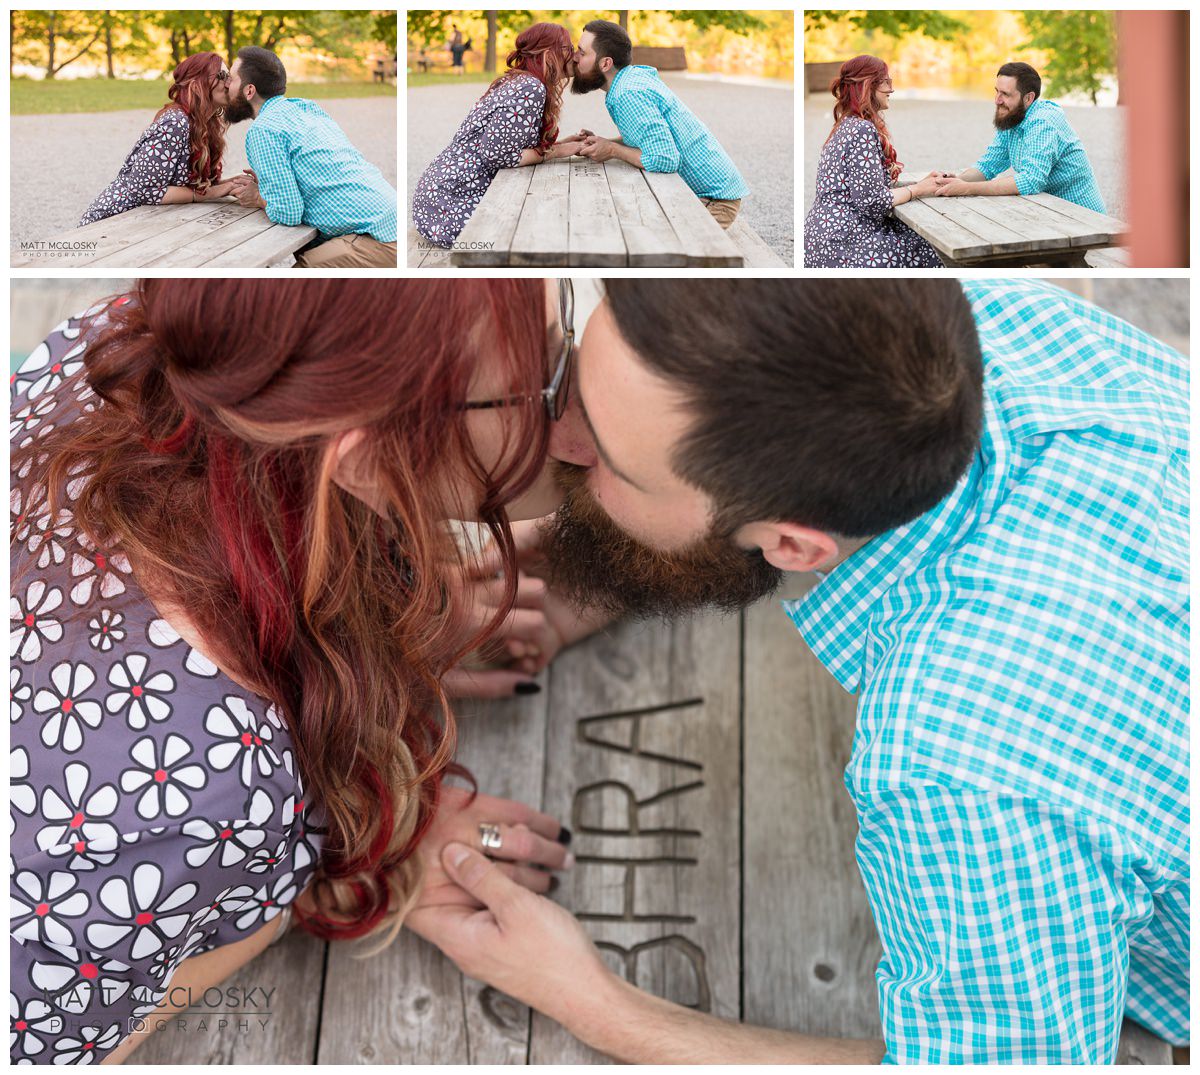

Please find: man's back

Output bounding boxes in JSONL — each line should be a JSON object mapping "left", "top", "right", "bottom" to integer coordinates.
{"left": 788, "top": 280, "right": 1188, "bottom": 1062}
{"left": 246, "top": 96, "right": 397, "bottom": 242}
{"left": 605, "top": 65, "right": 748, "bottom": 201}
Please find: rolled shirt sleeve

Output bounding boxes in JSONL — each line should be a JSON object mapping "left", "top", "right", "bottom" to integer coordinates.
{"left": 974, "top": 132, "right": 1012, "bottom": 181}
{"left": 856, "top": 785, "right": 1142, "bottom": 1064}
{"left": 609, "top": 95, "right": 682, "bottom": 172}
{"left": 478, "top": 77, "right": 545, "bottom": 170}
{"left": 842, "top": 121, "right": 895, "bottom": 225}
{"left": 245, "top": 125, "right": 305, "bottom": 226}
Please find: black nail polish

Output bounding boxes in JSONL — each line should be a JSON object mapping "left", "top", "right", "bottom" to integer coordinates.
{"left": 557, "top": 826, "right": 572, "bottom": 845}
{"left": 548, "top": 875, "right": 560, "bottom": 893}
{"left": 514, "top": 681, "right": 541, "bottom": 696}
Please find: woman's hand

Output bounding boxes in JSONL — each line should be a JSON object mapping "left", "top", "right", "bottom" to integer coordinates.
{"left": 408, "top": 841, "right": 613, "bottom": 1021}
{"left": 411, "top": 787, "right": 573, "bottom": 914}
{"left": 199, "top": 180, "right": 237, "bottom": 200}
{"left": 905, "top": 174, "right": 942, "bottom": 200}
{"left": 551, "top": 140, "right": 584, "bottom": 158}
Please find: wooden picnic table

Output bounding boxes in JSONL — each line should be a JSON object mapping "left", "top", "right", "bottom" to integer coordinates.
{"left": 135, "top": 576, "right": 1173, "bottom": 1065}
{"left": 893, "top": 170, "right": 1128, "bottom": 267}
{"left": 11, "top": 202, "right": 318, "bottom": 269}
{"left": 438, "top": 156, "right": 771, "bottom": 268}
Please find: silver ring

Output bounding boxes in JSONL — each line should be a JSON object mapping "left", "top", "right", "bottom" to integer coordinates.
{"left": 479, "top": 822, "right": 503, "bottom": 852}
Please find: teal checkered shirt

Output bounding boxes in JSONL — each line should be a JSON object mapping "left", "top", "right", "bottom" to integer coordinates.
{"left": 974, "top": 99, "right": 1106, "bottom": 213}
{"left": 604, "top": 65, "right": 749, "bottom": 201}
{"left": 785, "top": 280, "right": 1188, "bottom": 1063}
{"left": 246, "top": 96, "right": 397, "bottom": 242}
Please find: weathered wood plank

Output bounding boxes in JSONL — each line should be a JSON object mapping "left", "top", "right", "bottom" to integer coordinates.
{"left": 567, "top": 158, "right": 627, "bottom": 267}
{"left": 317, "top": 686, "right": 550, "bottom": 1064}
{"left": 133, "top": 928, "right": 327, "bottom": 1064}
{"left": 86, "top": 204, "right": 262, "bottom": 268}
{"left": 452, "top": 166, "right": 535, "bottom": 267}
{"left": 958, "top": 194, "right": 1097, "bottom": 250}
{"left": 508, "top": 157, "right": 571, "bottom": 266}
{"left": 604, "top": 160, "right": 686, "bottom": 266}
{"left": 148, "top": 209, "right": 284, "bottom": 268}
{"left": 11, "top": 204, "right": 193, "bottom": 268}
{"left": 912, "top": 195, "right": 1034, "bottom": 255}
{"left": 1026, "top": 192, "right": 1128, "bottom": 238}
{"left": 725, "top": 217, "right": 787, "bottom": 267}
{"left": 530, "top": 612, "right": 742, "bottom": 1063}
{"left": 201, "top": 223, "right": 317, "bottom": 268}
{"left": 743, "top": 576, "right": 882, "bottom": 1040}
{"left": 893, "top": 198, "right": 992, "bottom": 261}
{"left": 1117, "top": 1019, "right": 1175, "bottom": 1065}
{"left": 644, "top": 171, "right": 743, "bottom": 267}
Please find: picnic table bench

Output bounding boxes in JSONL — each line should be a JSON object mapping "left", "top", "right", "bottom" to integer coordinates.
{"left": 409, "top": 156, "right": 784, "bottom": 269}
{"left": 893, "top": 170, "right": 1128, "bottom": 267}
{"left": 11, "top": 202, "right": 318, "bottom": 269}
{"left": 134, "top": 575, "right": 1174, "bottom": 1064}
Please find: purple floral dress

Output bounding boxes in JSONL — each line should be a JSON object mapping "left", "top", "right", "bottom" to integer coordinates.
{"left": 412, "top": 73, "right": 546, "bottom": 248}
{"left": 79, "top": 108, "right": 193, "bottom": 227}
{"left": 804, "top": 116, "right": 942, "bottom": 268}
{"left": 10, "top": 311, "right": 323, "bottom": 1065}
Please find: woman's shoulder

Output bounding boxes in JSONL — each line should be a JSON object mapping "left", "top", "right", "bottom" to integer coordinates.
{"left": 149, "top": 106, "right": 191, "bottom": 133}
{"left": 495, "top": 71, "right": 546, "bottom": 99}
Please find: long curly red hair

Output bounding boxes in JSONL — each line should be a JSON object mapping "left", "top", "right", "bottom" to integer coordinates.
{"left": 486, "top": 22, "right": 574, "bottom": 152}
{"left": 154, "top": 51, "right": 227, "bottom": 193}
{"left": 827, "top": 54, "right": 902, "bottom": 181}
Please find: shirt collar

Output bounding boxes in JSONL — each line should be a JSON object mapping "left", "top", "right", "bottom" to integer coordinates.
{"left": 608, "top": 65, "right": 631, "bottom": 94}
{"left": 782, "top": 433, "right": 987, "bottom": 693}
{"left": 256, "top": 94, "right": 285, "bottom": 118}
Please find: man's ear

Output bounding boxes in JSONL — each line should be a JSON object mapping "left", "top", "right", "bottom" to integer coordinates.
{"left": 600, "top": 56, "right": 613, "bottom": 75}
{"left": 735, "top": 520, "right": 842, "bottom": 574}
{"left": 1023, "top": 91, "right": 1036, "bottom": 108}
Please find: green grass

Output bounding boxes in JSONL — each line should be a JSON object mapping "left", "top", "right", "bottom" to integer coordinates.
{"left": 407, "top": 70, "right": 494, "bottom": 88}
{"left": 11, "top": 77, "right": 395, "bottom": 115}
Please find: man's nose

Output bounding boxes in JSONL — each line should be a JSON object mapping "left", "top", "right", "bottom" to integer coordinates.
{"left": 547, "top": 383, "right": 598, "bottom": 468}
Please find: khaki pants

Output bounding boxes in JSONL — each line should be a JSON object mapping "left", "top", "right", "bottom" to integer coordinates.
{"left": 701, "top": 197, "right": 742, "bottom": 229}
{"left": 295, "top": 234, "right": 397, "bottom": 269}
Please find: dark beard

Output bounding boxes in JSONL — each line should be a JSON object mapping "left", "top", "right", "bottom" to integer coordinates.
{"left": 993, "top": 99, "right": 1027, "bottom": 131}
{"left": 224, "top": 95, "right": 254, "bottom": 124}
{"left": 538, "top": 462, "right": 783, "bottom": 620}
{"left": 570, "top": 67, "right": 606, "bottom": 95}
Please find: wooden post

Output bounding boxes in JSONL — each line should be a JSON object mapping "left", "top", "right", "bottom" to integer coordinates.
{"left": 484, "top": 11, "right": 497, "bottom": 73}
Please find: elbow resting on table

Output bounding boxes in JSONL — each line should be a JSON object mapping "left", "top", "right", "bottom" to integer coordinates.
{"left": 264, "top": 200, "right": 304, "bottom": 227}
{"left": 641, "top": 148, "right": 681, "bottom": 173}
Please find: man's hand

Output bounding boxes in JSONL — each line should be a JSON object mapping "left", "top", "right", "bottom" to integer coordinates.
{"left": 411, "top": 788, "right": 573, "bottom": 915}
{"left": 933, "top": 177, "right": 975, "bottom": 197}
{"left": 558, "top": 128, "right": 593, "bottom": 143}
{"left": 578, "top": 135, "right": 620, "bottom": 164}
{"left": 407, "top": 841, "right": 612, "bottom": 1018}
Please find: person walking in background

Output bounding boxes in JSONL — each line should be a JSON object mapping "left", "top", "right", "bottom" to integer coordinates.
{"left": 933, "top": 61, "right": 1106, "bottom": 212}
{"left": 449, "top": 25, "right": 467, "bottom": 75}
{"left": 804, "top": 55, "right": 943, "bottom": 267}
{"left": 412, "top": 24, "right": 584, "bottom": 249}
{"left": 223, "top": 46, "right": 398, "bottom": 268}
{"left": 80, "top": 53, "right": 239, "bottom": 226}
{"left": 566, "top": 20, "right": 749, "bottom": 229}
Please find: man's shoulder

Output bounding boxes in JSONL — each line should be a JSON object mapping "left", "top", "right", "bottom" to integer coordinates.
{"left": 611, "top": 65, "right": 667, "bottom": 99}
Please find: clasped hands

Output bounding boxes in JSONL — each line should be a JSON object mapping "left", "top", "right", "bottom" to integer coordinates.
{"left": 222, "top": 168, "right": 267, "bottom": 209}
{"left": 904, "top": 170, "right": 974, "bottom": 199}
{"left": 555, "top": 128, "right": 620, "bottom": 163}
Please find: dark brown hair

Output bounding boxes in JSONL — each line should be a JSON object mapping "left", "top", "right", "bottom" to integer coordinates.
{"left": 604, "top": 279, "right": 984, "bottom": 538}
{"left": 997, "top": 61, "right": 1041, "bottom": 100}
{"left": 583, "top": 19, "right": 632, "bottom": 68}
{"left": 236, "top": 45, "right": 287, "bottom": 100}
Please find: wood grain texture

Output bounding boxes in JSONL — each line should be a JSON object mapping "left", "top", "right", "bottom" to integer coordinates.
{"left": 643, "top": 171, "right": 743, "bottom": 266}
{"left": 316, "top": 689, "right": 550, "bottom": 1064}
{"left": 1117, "top": 1019, "right": 1175, "bottom": 1064}
{"left": 742, "top": 576, "right": 882, "bottom": 1039}
{"left": 452, "top": 166, "right": 534, "bottom": 267}
{"left": 603, "top": 159, "right": 686, "bottom": 266}
{"left": 530, "top": 612, "right": 742, "bottom": 1063}
{"left": 567, "top": 158, "right": 627, "bottom": 267}
{"left": 132, "top": 928, "right": 327, "bottom": 1065}
{"left": 202, "top": 223, "right": 318, "bottom": 268}
{"left": 508, "top": 157, "right": 571, "bottom": 266}
{"left": 726, "top": 217, "right": 788, "bottom": 267}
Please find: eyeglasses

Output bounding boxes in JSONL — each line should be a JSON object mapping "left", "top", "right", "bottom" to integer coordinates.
{"left": 215, "top": 69, "right": 231, "bottom": 83}
{"left": 461, "top": 279, "right": 575, "bottom": 421}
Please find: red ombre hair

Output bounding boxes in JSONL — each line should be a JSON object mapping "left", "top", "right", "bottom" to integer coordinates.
{"left": 486, "top": 22, "right": 574, "bottom": 151}
{"left": 155, "top": 51, "right": 227, "bottom": 193}
{"left": 827, "top": 54, "right": 903, "bottom": 180}
{"left": 12, "top": 280, "right": 551, "bottom": 945}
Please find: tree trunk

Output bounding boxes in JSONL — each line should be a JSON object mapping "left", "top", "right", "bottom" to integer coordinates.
{"left": 170, "top": 29, "right": 182, "bottom": 66}
{"left": 104, "top": 12, "right": 114, "bottom": 78}
{"left": 45, "top": 11, "right": 56, "bottom": 79}
{"left": 484, "top": 10, "right": 497, "bottom": 73}
{"left": 619, "top": 10, "right": 628, "bottom": 30}
{"left": 224, "top": 10, "right": 235, "bottom": 62}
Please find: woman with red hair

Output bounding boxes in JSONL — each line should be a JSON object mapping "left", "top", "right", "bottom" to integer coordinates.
{"left": 80, "top": 52, "right": 239, "bottom": 225}
{"left": 804, "top": 55, "right": 943, "bottom": 267}
{"left": 10, "top": 279, "right": 575, "bottom": 1063}
{"left": 413, "top": 22, "right": 584, "bottom": 248}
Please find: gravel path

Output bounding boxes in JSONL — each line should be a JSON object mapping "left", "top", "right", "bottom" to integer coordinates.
{"left": 408, "top": 74, "right": 794, "bottom": 264}
{"left": 803, "top": 98, "right": 1126, "bottom": 220}
{"left": 10, "top": 98, "right": 397, "bottom": 253}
